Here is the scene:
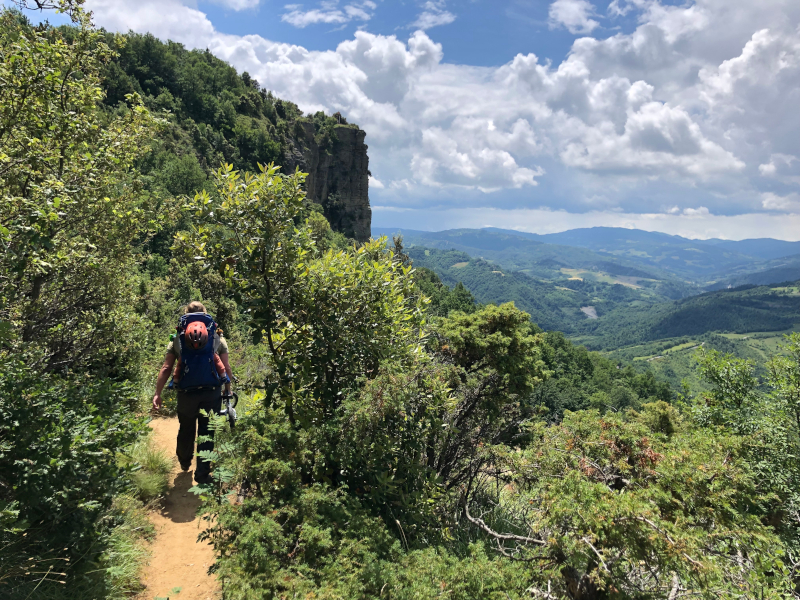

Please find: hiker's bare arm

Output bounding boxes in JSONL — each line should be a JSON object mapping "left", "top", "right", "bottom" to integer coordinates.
{"left": 220, "top": 353, "right": 233, "bottom": 395}
{"left": 152, "top": 354, "right": 176, "bottom": 410}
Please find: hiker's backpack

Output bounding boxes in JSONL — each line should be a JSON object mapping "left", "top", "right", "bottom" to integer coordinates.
{"left": 174, "top": 313, "right": 224, "bottom": 391}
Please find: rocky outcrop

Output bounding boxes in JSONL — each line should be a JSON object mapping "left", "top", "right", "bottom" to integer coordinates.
{"left": 284, "top": 122, "right": 372, "bottom": 242}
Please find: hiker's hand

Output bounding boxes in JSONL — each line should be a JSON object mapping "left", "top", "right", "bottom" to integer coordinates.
{"left": 152, "top": 394, "right": 162, "bottom": 410}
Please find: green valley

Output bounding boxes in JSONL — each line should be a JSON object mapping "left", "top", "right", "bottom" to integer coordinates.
{"left": 401, "top": 242, "right": 800, "bottom": 393}
{"left": 406, "top": 246, "right": 672, "bottom": 333}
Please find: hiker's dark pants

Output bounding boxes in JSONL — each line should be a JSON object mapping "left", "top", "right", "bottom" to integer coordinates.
{"left": 176, "top": 387, "right": 223, "bottom": 477}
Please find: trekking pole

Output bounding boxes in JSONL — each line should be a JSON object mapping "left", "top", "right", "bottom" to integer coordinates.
{"left": 220, "top": 391, "right": 238, "bottom": 430}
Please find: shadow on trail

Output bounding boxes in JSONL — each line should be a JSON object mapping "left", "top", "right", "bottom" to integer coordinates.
{"left": 160, "top": 471, "right": 202, "bottom": 524}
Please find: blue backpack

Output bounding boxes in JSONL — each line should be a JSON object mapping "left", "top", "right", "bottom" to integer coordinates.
{"left": 174, "top": 313, "right": 226, "bottom": 391}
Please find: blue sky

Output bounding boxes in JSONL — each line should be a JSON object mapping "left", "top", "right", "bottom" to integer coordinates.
{"left": 196, "top": 1, "right": 587, "bottom": 67}
{"left": 24, "top": 0, "right": 800, "bottom": 239}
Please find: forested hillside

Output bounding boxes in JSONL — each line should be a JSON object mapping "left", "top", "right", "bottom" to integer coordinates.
{"left": 5, "top": 3, "right": 800, "bottom": 599}
{"left": 410, "top": 247, "right": 594, "bottom": 332}
{"left": 578, "top": 283, "right": 800, "bottom": 349}
{"left": 375, "top": 227, "right": 692, "bottom": 294}
{"left": 102, "top": 34, "right": 296, "bottom": 176}
{"left": 407, "top": 246, "right": 688, "bottom": 333}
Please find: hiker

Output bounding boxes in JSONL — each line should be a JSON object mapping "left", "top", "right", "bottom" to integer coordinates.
{"left": 152, "top": 301, "right": 233, "bottom": 484}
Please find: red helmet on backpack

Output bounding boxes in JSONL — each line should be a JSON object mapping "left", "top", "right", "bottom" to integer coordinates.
{"left": 185, "top": 321, "right": 209, "bottom": 350}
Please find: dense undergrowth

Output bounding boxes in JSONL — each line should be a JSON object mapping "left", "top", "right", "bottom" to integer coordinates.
{"left": 4, "top": 3, "right": 800, "bottom": 599}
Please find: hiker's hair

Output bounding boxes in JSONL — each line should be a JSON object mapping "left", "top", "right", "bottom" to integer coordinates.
{"left": 185, "top": 301, "right": 207, "bottom": 314}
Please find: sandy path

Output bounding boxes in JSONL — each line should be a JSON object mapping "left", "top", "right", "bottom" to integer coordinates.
{"left": 139, "top": 418, "right": 220, "bottom": 600}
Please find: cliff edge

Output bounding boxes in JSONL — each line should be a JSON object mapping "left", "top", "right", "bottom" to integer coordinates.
{"left": 285, "top": 122, "right": 372, "bottom": 242}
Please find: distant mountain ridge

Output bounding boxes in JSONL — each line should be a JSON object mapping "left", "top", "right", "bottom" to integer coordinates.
{"left": 373, "top": 227, "right": 676, "bottom": 280}
{"left": 482, "top": 227, "right": 800, "bottom": 261}
{"left": 374, "top": 226, "right": 800, "bottom": 284}
{"left": 706, "top": 255, "right": 800, "bottom": 290}
{"left": 707, "top": 238, "right": 800, "bottom": 261}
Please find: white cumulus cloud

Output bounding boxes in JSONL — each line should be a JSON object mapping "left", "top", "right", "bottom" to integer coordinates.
{"left": 411, "top": 1, "right": 456, "bottom": 31}
{"left": 211, "top": 0, "right": 262, "bottom": 10}
{"left": 282, "top": 1, "right": 377, "bottom": 28}
{"left": 682, "top": 206, "right": 710, "bottom": 216}
{"left": 758, "top": 154, "right": 800, "bottom": 184}
{"left": 548, "top": 0, "right": 599, "bottom": 35}
{"left": 761, "top": 192, "right": 800, "bottom": 211}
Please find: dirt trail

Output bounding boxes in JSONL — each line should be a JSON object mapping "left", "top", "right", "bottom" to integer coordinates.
{"left": 139, "top": 418, "right": 220, "bottom": 600}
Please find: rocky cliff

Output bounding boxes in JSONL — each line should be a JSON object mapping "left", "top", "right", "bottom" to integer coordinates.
{"left": 284, "top": 122, "right": 372, "bottom": 242}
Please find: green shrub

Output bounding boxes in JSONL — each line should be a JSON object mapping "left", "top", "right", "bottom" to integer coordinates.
{"left": 0, "top": 362, "right": 146, "bottom": 597}
{"left": 469, "top": 410, "right": 790, "bottom": 598}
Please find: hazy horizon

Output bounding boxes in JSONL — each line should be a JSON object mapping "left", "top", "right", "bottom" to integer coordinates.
{"left": 371, "top": 221, "right": 800, "bottom": 243}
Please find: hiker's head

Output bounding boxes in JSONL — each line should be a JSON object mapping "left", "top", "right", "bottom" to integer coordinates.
{"left": 185, "top": 301, "right": 206, "bottom": 314}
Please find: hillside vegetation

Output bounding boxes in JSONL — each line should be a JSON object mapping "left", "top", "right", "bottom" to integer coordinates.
{"left": 5, "top": 4, "right": 800, "bottom": 599}
{"left": 0, "top": 7, "right": 175, "bottom": 597}
{"left": 599, "top": 331, "right": 798, "bottom": 391}
{"left": 101, "top": 30, "right": 350, "bottom": 180}
{"left": 100, "top": 29, "right": 360, "bottom": 252}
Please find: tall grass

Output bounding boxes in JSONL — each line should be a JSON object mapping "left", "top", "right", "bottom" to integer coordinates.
{"left": 6, "top": 495, "right": 154, "bottom": 600}
{"left": 123, "top": 433, "right": 175, "bottom": 502}
{"left": 101, "top": 495, "right": 154, "bottom": 597}
{"left": 11, "top": 435, "right": 173, "bottom": 599}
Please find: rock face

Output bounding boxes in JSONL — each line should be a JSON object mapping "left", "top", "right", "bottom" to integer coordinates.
{"left": 284, "top": 122, "right": 372, "bottom": 242}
